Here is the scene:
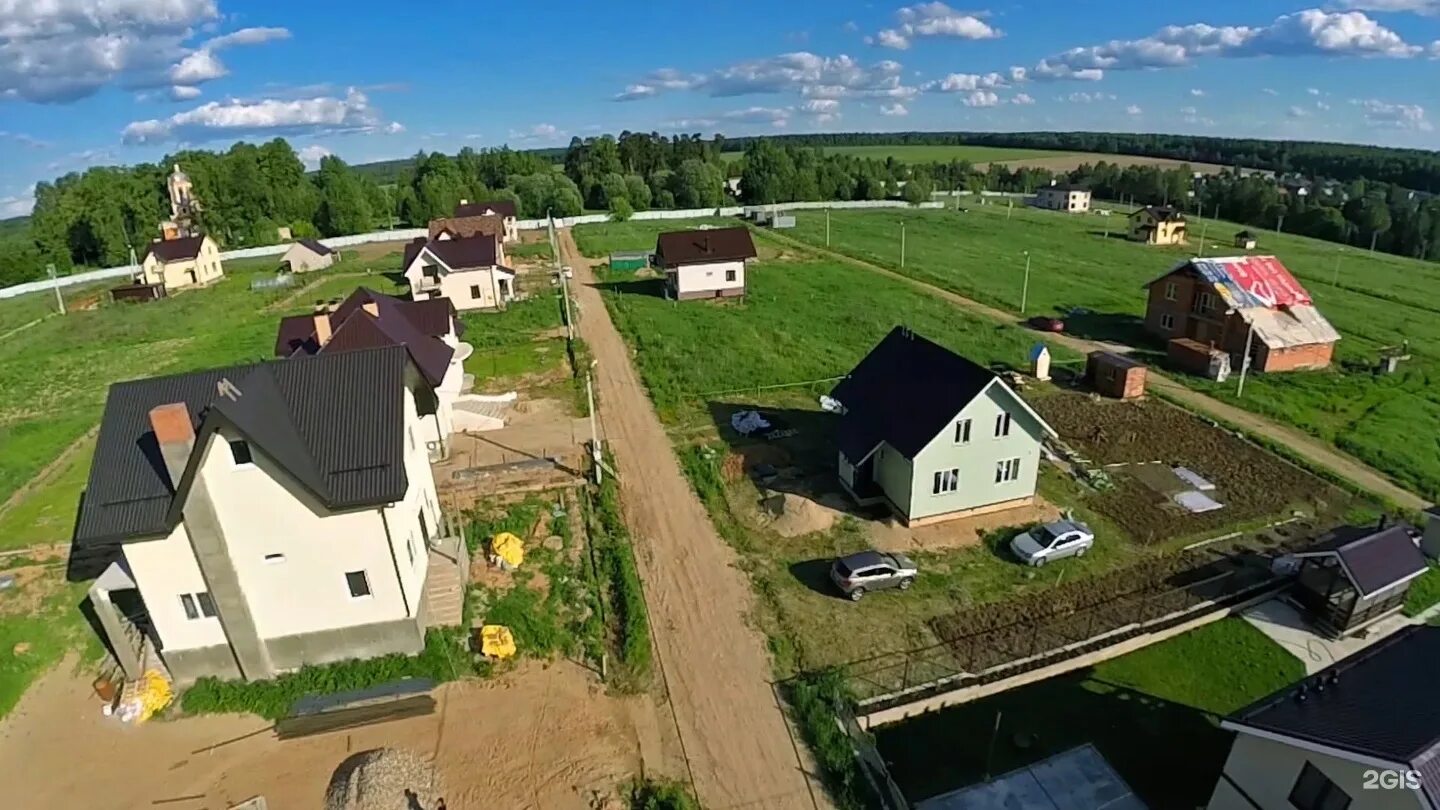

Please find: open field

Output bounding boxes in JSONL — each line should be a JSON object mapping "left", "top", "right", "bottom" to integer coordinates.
{"left": 717, "top": 145, "right": 1234, "bottom": 174}
{"left": 874, "top": 617, "right": 1303, "bottom": 808}
{"left": 572, "top": 217, "right": 734, "bottom": 259}
{"left": 974, "top": 152, "right": 1233, "bottom": 174}
{"left": 781, "top": 206, "right": 1440, "bottom": 501}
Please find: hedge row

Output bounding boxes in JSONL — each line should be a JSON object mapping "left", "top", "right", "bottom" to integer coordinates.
{"left": 592, "top": 460, "right": 653, "bottom": 691}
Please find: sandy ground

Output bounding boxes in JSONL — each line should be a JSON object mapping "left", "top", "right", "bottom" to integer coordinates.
{"left": 973, "top": 153, "right": 1233, "bottom": 175}
{"left": 560, "top": 229, "right": 826, "bottom": 810}
{"left": 869, "top": 499, "right": 1062, "bottom": 553}
{"left": 763, "top": 230, "right": 1427, "bottom": 512}
{"left": 0, "top": 657, "right": 662, "bottom": 810}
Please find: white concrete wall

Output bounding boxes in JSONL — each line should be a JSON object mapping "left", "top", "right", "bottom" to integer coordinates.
{"left": 123, "top": 523, "right": 226, "bottom": 653}
{"left": 1209, "top": 733, "right": 1424, "bottom": 810}
{"left": 873, "top": 443, "right": 914, "bottom": 517}
{"left": 673, "top": 259, "right": 745, "bottom": 296}
{"left": 383, "top": 387, "right": 444, "bottom": 604}
{"left": 437, "top": 268, "right": 512, "bottom": 311}
{"left": 907, "top": 383, "right": 1045, "bottom": 521}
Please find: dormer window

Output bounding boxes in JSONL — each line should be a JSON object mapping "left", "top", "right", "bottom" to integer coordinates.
{"left": 229, "top": 439, "right": 253, "bottom": 466}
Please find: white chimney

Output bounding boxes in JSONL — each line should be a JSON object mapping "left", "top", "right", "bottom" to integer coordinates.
{"left": 313, "top": 313, "right": 332, "bottom": 346}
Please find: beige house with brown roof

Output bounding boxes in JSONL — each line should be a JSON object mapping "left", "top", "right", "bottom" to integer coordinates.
{"left": 280, "top": 239, "right": 338, "bottom": 273}
{"left": 138, "top": 235, "right": 224, "bottom": 291}
{"left": 428, "top": 199, "right": 519, "bottom": 243}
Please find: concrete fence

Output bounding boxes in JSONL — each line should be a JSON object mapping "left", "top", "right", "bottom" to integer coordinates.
{"left": 0, "top": 199, "right": 944, "bottom": 300}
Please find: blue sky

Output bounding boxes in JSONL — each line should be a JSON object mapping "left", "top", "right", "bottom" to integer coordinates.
{"left": 3, "top": 0, "right": 1439, "bottom": 217}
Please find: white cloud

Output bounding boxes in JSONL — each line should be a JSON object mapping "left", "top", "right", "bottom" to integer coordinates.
{"left": 1180, "top": 106, "right": 1198, "bottom": 115}
{"left": 963, "top": 90, "right": 1000, "bottom": 107}
{"left": 613, "top": 83, "right": 657, "bottom": 101}
{"left": 1126, "top": 104, "right": 1143, "bottom": 115}
{"left": 1354, "top": 98, "right": 1432, "bottom": 129}
{"left": 1012, "top": 93, "right": 1036, "bottom": 105}
{"left": 169, "top": 50, "right": 227, "bottom": 84}
{"left": 880, "top": 102, "right": 909, "bottom": 116}
{"left": 168, "top": 85, "right": 201, "bottom": 101}
{"left": 1430, "top": 39, "right": 1440, "bottom": 56}
{"left": 384, "top": 121, "right": 405, "bottom": 134}
{"left": 721, "top": 106, "right": 793, "bottom": 126}
{"left": 870, "top": 2, "right": 1001, "bottom": 49}
{"left": 1059, "top": 91, "right": 1116, "bottom": 103}
{"left": 1262, "top": 87, "right": 1280, "bottom": 95}
{"left": 297, "top": 144, "right": 332, "bottom": 169}
{"left": 0, "top": 185, "right": 36, "bottom": 218}
{"left": 0, "top": 130, "right": 48, "bottom": 148}
{"left": 204, "top": 27, "right": 290, "bottom": 50}
{"left": 1316, "top": 100, "right": 1332, "bottom": 110}
{"left": 1190, "top": 88, "right": 1206, "bottom": 96}
{"left": 122, "top": 88, "right": 381, "bottom": 143}
{"left": 1022, "top": 9, "right": 1420, "bottom": 83}
{"left": 922, "top": 71, "right": 1009, "bottom": 93}
{"left": 1333, "top": 0, "right": 1440, "bottom": 15}
{"left": 799, "top": 98, "right": 840, "bottom": 122}
{"left": 1308, "top": 87, "right": 1323, "bottom": 95}
{"left": 624, "top": 52, "right": 918, "bottom": 102}
{"left": 1288, "top": 105, "right": 1313, "bottom": 117}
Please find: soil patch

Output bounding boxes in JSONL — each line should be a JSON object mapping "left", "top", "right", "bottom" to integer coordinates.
{"left": 869, "top": 499, "right": 1063, "bottom": 553}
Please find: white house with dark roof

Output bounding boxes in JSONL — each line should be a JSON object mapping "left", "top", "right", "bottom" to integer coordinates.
{"left": 401, "top": 235, "right": 516, "bottom": 311}
{"left": 655, "top": 226, "right": 757, "bottom": 300}
{"left": 281, "top": 238, "right": 338, "bottom": 273}
{"left": 138, "top": 234, "right": 223, "bottom": 291}
{"left": 1208, "top": 625, "right": 1440, "bottom": 810}
{"left": 829, "top": 326, "right": 1057, "bottom": 526}
{"left": 69, "top": 346, "right": 465, "bottom": 685}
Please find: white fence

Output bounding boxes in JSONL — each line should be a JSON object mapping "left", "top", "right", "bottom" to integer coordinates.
{"left": 0, "top": 199, "right": 945, "bottom": 300}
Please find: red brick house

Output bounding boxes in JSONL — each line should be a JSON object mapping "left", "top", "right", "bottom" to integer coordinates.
{"left": 1143, "top": 256, "right": 1340, "bottom": 373}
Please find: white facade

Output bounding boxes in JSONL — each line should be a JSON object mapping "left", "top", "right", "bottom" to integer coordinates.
{"left": 138, "top": 236, "right": 224, "bottom": 291}
{"left": 123, "top": 384, "right": 440, "bottom": 665}
{"left": 1032, "top": 187, "right": 1091, "bottom": 213}
{"left": 1208, "top": 732, "right": 1425, "bottom": 810}
{"left": 667, "top": 259, "right": 746, "bottom": 299}
{"left": 403, "top": 248, "right": 516, "bottom": 312}
{"left": 281, "top": 243, "right": 335, "bottom": 273}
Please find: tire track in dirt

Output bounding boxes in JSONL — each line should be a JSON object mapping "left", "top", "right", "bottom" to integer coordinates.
{"left": 558, "top": 229, "right": 823, "bottom": 809}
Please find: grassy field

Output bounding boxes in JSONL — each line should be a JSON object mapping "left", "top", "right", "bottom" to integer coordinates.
{"left": 874, "top": 617, "right": 1302, "bottom": 807}
{"left": 458, "top": 294, "right": 569, "bottom": 388}
{"left": 719, "top": 145, "right": 1066, "bottom": 164}
{"left": 0, "top": 576, "right": 102, "bottom": 719}
{"left": 572, "top": 217, "right": 734, "bottom": 259}
{"left": 780, "top": 205, "right": 1440, "bottom": 500}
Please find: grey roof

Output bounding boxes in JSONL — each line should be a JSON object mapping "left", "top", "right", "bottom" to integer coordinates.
{"left": 297, "top": 238, "right": 334, "bottom": 256}
{"left": 416, "top": 235, "right": 500, "bottom": 270}
{"left": 1294, "top": 523, "right": 1427, "bottom": 597}
{"left": 143, "top": 235, "right": 206, "bottom": 262}
{"left": 830, "top": 327, "right": 1000, "bottom": 461}
{"left": 70, "top": 346, "right": 421, "bottom": 580}
{"left": 1228, "top": 625, "right": 1440, "bottom": 803}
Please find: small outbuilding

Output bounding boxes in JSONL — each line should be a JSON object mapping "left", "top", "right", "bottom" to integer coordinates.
{"left": 608, "top": 251, "right": 651, "bottom": 272}
{"left": 1292, "top": 520, "right": 1428, "bottom": 637}
{"left": 654, "top": 226, "right": 757, "bottom": 301}
{"left": 1166, "top": 337, "right": 1231, "bottom": 381}
{"left": 281, "top": 239, "right": 338, "bottom": 273}
{"left": 1234, "top": 230, "right": 1258, "bottom": 250}
{"left": 1086, "top": 351, "right": 1147, "bottom": 399}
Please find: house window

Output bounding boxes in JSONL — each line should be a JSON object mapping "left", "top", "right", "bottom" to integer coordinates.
{"left": 994, "top": 412, "right": 1012, "bottom": 438}
{"left": 407, "top": 534, "right": 416, "bottom": 568}
{"left": 1288, "top": 762, "right": 1351, "bottom": 810}
{"left": 932, "top": 468, "right": 959, "bottom": 495}
{"left": 1105, "top": 367, "right": 1118, "bottom": 382}
{"left": 180, "top": 592, "right": 216, "bottom": 620}
{"left": 1160, "top": 313, "right": 1175, "bottom": 331}
{"left": 1164, "top": 281, "right": 1178, "bottom": 301}
{"left": 345, "top": 570, "right": 372, "bottom": 599}
{"left": 229, "top": 439, "right": 253, "bottom": 466}
{"left": 1195, "top": 291, "right": 1216, "bottom": 313}
{"left": 469, "top": 285, "right": 482, "bottom": 299}
{"left": 954, "top": 419, "right": 972, "bottom": 444}
{"left": 995, "top": 458, "right": 1022, "bottom": 484}
{"left": 725, "top": 269, "right": 737, "bottom": 282}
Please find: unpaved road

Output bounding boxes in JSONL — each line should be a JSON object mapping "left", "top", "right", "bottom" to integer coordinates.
{"left": 0, "top": 657, "right": 658, "bottom": 809}
{"left": 763, "top": 229, "right": 1427, "bottom": 511}
{"left": 560, "top": 229, "right": 821, "bottom": 809}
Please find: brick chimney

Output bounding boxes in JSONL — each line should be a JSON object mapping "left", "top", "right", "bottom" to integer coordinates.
{"left": 148, "top": 403, "right": 195, "bottom": 488}
{"left": 362, "top": 301, "right": 379, "bottom": 318}
{"left": 312, "top": 313, "right": 332, "bottom": 346}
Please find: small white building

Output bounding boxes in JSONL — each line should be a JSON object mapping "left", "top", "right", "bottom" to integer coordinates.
{"left": 71, "top": 346, "right": 463, "bottom": 685}
{"left": 281, "top": 239, "right": 338, "bottom": 273}
{"left": 654, "top": 226, "right": 757, "bottom": 301}
{"left": 138, "top": 235, "right": 224, "bottom": 291}
{"left": 401, "top": 235, "right": 516, "bottom": 312}
{"left": 1031, "top": 184, "right": 1092, "bottom": 214}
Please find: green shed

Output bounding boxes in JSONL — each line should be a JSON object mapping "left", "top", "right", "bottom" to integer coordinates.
{"left": 609, "top": 251, "right": 651, "bottom": 272}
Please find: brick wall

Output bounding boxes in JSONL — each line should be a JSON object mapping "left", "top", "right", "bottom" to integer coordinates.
{"left": 1258, "top": 341, "right": 1335, "bottom": 372}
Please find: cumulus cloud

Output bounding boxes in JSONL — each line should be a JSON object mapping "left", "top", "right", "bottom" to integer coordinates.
{"left": 1126, "top": 104, "right": 1143, "bottom": 115}
{"left": 1262, "top": 87, "right": 1280, "bottom": 95}
{"left": 1059, "top": 91, "right": 1116, "bottom": 103}
{"left": 617, "top": 52, "right": 917, "bottom": 102}
{"left": 168, "top": 85, "right": 202, "bottom": 101}
{"left": 1012, "top": 93, "right": 1036, "bottom": 105}
{"left": 613, "top": 84, "right": 658, "bottom": 101}
{"left": 0, "top": 185, "right": 36, "bottom": 218}
{"left": 880, "top": 102, "right": 909, "bottom": 116}
{"left": 962, "top": 90, "right": 1000, "bottom": 107}
{"left": 1308, "top": 87, "right": 1323, "bottom": 95}
{"left": 1191, "top": 88, "right": 1206, "bottom": 96}
{"left": 204, "top": 27, "right": 290, "bottom": 49}
{"left": 868, "top": 2, "right": 1001, "bottom": 49}
{"left": 1289, "top": 105, "right": 1313, "bottom": 117}
{"left": 169, "top": 50, "right": 227, "bottom": 85}
{"left": 1020, "top": 9, "right": 1420, "bottom": 83}
{"left": 297, "top": 144, "right": 332, "bottom": 169}
{"left": 1333, "top": 0, "right": 1440, "bottom": 14}
{"left": 723, "top": 106, "right": 793, "bottom": 125}
{"left": 1354, "top": 98, "right": 1432, "bottom": 129}
{"left": 122, "top": 88, "right": 381, "bottom": 143}
{"left": 922, "top": 71, "right": 1009, "bottom": 93}
{"left": 384, "top": 121, "right": 405, "bottom": 134}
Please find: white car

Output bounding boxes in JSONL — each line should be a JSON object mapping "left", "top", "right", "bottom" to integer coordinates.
{"left": 1010, "top": 519, "right": 1095, "bottom": 566}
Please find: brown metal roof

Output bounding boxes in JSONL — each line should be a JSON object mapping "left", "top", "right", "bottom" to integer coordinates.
{"left": 455, "top": 200, "right": 516, "bottom": 219}
{"left": 428, "top": 214, "right": 504, "bottom": 241}
{"left": 417, "top": 235, "right": 500, "bottom": 270}
{"left": 655, "top": 227, "right": 757, "bottom": 267}
{"left": 273, "top": 287, "right": 457, "bottom": 386}
{"left": 142, "top": 235, "right": 206, "bottom": 262}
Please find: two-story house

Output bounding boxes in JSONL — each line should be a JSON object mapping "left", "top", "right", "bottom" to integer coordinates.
{"left": 273, "top": 287, "right": 469, "bottom": 457}
{"left": 830, "top": 327, "right": 1058, "bottom": 526}
{"left": 1128, "top": 206, "right": 1188, "bottom": 245}
{"left": 68, "top": 346, "right": 460, "bottom": 685}
{"left": 1032, "top": 184, "right": 1092, "bottom": 214}
{"left": 1144, "top": 256, "right": 1339, "bottom": 372}
{"left": 401, "top": 235, "right": 516, "bottom": 312}
{"left": 137, "top": 235, "right": 224, "bottom": 291}
{"left": 429, "top": 199, "right": 519, "bottom": 243}
{"left": 1208, "top": 624, "right": 1440, "bottom": 810}
{"left": 655, "top": 226, "right": 757, "bottom": 301}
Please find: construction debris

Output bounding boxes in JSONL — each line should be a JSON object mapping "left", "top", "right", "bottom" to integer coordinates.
{"left": 324, "top": 748, "right": 444, "bottom": 810}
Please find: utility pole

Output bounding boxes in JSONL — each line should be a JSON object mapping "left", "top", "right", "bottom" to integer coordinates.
{"left": 1198, "top": 218, "right": 1209, "bottom": 258}
{"left": 1332, "top": 249, "right": 1345, "bottom": 287}
{"left": 1007, "top": 200, "right": 1014, "bottom": 221}
{"left": 1236, "top": 323, "right": 1255, "bottom": 398}
{"left": 47, "top": 264, "right": 65, "bottom": 315}
{"left": 1020, "top": 251, "right": 1031, "bottom": 314}
{"left": 586, "top": 370, "right": 601, "bottom": 484}
{"left": 1276, "top": 212, "right": 1285, "bottom": 234}
{"left": 825, "top": 208, "right": 831, "bottom": 247}
{"left": 900, "top": 221, "right": 906, "bottom": 268}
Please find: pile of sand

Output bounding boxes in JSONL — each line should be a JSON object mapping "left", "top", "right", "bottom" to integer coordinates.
{"left": 767, "top": 492, "right": 841, "bottom": 538}
{"left": 324, "top": 748, "right": 444, "bottom": 810}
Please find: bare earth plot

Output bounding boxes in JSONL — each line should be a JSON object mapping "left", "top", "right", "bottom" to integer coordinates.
{"left": 559, "top": 228, "right": 823, "bottom": 810}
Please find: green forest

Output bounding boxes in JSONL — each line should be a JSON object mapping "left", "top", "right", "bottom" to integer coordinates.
{"left": 3, "top": 130, "right": 1438, "bottom": 288}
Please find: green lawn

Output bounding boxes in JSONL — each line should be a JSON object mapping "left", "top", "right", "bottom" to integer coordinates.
{"left": 781, "top": 206, "right": 1440, "bottom": 501}
{"left": 874, "top": 618, "right": 1303, "bottom": 808}
{"left": 572, "top": 217, "right": 735, "bottom": 258}
{"left": 506, "top": 241, "right": 554, "bottom": 262}
{"left": 0, "top": 578, "right": 102, "bottom": 720}
{"left": 459, "top": 295, "right": 568, "bottom": 388}
{"left": 719, "top": 145, "right": 1067, "bottom": 164}
{"left": 0, "top": 438, "right": 93, "bottom": 551}
{"left": 1404, "top": 562, "right": 1440, "bottom": 618}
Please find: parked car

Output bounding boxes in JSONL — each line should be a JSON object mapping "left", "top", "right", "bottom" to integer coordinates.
{"left": 1027, "top": 315, "right": 1065, "bottom": 333}
{"left": 1010, "top": 519, "right": 1095, "bottom": 566}
{"left": 560, "top": 265, "right": 574, "bottom": 279}
{"left": 830, "top": 550, "right": 918, "bottom": 601}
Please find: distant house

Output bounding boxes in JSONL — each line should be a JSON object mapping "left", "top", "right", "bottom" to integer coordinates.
{"left": 138, "top": 235, "right": 224, "bottom": 291}
{"left": 428, "top": 199, "right": 518, "bottom": 243}
{"left": 401, "top": 235, "right": 516, "bottom": 312}
{"left": 68, "top": 346, "right": 460, "bottom": 686}
{"left": 1291, "top": 519, "right": 1428, "bottom": 637}
{"left": 274, "top": 287, "right": 466, "bottom": 453}
{"left": 1234, "top": 230, "right": 1258, "bottom": 250}
{"left": 1032, "top": 184, "right": 1092, "bottom": 214}
{"left": 830, "top": 327, "right": 1057, "bottom": 526}
{"left": 1208, "top": 625, "right": 1440, "bottom": 810}
{"left": 281, "top": 239, "right": 337, "bottom": 273}
{"left": 1128, "top": 206, "right": 1188, "bottom": 245}
{"left": 654, "top": 226, "right": 757, "bottom": 301}
{"left": 1143, "top": 256, "right": 1340, "bottom": 373}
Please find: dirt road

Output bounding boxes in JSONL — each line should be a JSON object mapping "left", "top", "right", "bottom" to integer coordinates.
{"left": 762, "top": 229, "right": 1427, "bottom": 511}
{"left": 559, "top": 229, "right": 821, "bottom": 809}
{"left": 0, "top": 658, "right": 655, "bottom": 809}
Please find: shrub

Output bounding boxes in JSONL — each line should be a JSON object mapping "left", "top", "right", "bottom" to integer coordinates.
{"left": 788, "top": 668, "right": 874, "bottom": 810}
{"left": 590, "top": 458, "right": 653, "bottom": 690}
{"left": 1404, "top": 562, "right": 1440, "bottom": 618}
{"left": 630, "top": 779, "right": 700, "bottom": 810}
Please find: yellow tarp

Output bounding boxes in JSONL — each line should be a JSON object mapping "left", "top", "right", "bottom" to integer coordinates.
{"left": 480, "top": 625, "right": 517, "bottom": 659}
{"left": 135, "top": 670, "right": 173, "bottom": 722}
{"left": 491, "top": 532, "right": 524, "bottom": 568}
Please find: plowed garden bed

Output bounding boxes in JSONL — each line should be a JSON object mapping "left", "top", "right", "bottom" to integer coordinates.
{"left": 1034, "top": 392, "right": 1357, "bottom": 543}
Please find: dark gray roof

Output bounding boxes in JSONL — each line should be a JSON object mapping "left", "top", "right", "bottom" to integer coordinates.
{"left": 297, "top": 238, "right": 334, "bottom": 256}
{"left": 70, "top": 346, "right": 421, "bottom": 580}
{"left": 1229, "top": 625, "right": 1440, "bottom": 802}
{"left": 420, "top": 235, "right": 499, "bottom": 270}
{"left": 831, "top": 327, "right": 998, "bottom": 462}
{"left": 1131, "top": 206, "right": 1185, "bottom": 222}
{"left": 655, "top": 227, "right": 757, "bottom": 266}
{"left": 1295, "top": 523, "right": 1427, "bottom": 597}
{"left": 143, "top": 235, "right": 206, "bottom": 262}
{"left": 273, "top": 289, "right": 459, "bottom": 387}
